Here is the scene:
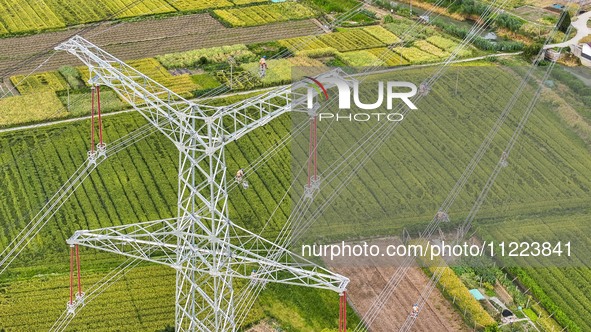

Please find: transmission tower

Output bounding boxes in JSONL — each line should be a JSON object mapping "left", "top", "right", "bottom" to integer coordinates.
{"left": 56, "top": 36, "right": 349, "bottom": 332}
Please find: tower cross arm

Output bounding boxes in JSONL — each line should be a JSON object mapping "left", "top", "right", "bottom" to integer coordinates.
{"left": 55, "top": 35, "right": 218, "bottom": 146}
{"left": 67, "top": 219, "right": 348, "bottom": 293}
{"left": 206, "top": 69, "right": 355, "bottom": 149}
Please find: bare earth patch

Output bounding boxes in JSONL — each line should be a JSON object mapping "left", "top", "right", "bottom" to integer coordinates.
{"left": 325, "top": 238, "right": 469, "bottom": 332}
{"left": 246, "top": 321, "right": 276, "bottom": 332}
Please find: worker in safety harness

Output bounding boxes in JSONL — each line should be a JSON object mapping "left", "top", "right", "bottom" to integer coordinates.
{"left": 236, "top": 169, "right": 244, "bottom": 183}
{"left": 259, "top": 56, "right": 268, "bottom": 78}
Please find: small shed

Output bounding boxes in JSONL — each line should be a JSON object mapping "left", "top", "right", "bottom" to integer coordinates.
{"left": 469, "top": 289, "right": 485, "bottom": 301}
{"left": 545, "top": 49, "right": 562, "bottom": 61}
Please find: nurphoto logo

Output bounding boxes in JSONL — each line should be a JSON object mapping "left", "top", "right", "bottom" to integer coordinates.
{"left": 305, "top": 75, "right": 418, "bottom": 122}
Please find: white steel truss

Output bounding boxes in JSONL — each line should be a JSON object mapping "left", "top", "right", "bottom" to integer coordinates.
{"left": 55, "top": 36, "right": 349, "bottom": 332}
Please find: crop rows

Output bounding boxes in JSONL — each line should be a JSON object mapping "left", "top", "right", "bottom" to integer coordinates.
{"left": 0, "top": 0, "right": 65, "bottom": 33}
{"left": 367, "top": 48, "right": 410, "bottom": 66}
{"left": 298, "top": 66, "right": 591, "bottom": 239}
{"left": 336, "top": 49, "right": 385, "bottom": 67}
{"left": 0, "top": 0, "right": 293, "bottom": 37}
{"left": 279, "top": 28, "right": 387, "bottom": 54}
{"left": 413, "top": 40, "right": 449, "bottom": 57}
{"left": 0, "top": 91, "right": 66, "bottom": 127}
{"left": 480, "top": 214, "right": 591, "bottom": 331}
{"left": 231, "top": 0, "right": 267, "bottom": 5}
{"left": 1, "top": 66, "right": 590, "bottom": 330}
{"left": 213, "top": 2, "right": 316, "bottom": 27}
{"left": 0, "top": 0, "right": 175, "bottom": 35}
{"left": 10, "top": 71, "right": 69, "bottom": 95}
{"left": 156, "top": 44, "right": 257, "bottom": 69}
{"left": 277, "top": 26, "right": 460, "bottom": 66}
{"left": 362, "top": 25, "right": 401, "bottom": 44}
{"left": 318, "top": 29, "right": 384, "bottom": 52}
{"left": 240, "top": 56, "right": 325, "bottom": 86}
{"left": 168, "top": 0, "right": 232, "bottom": 12}
{"left": 425, "top": 36, "right": 473, "bottom": 57}
{"left": 392, "top": 46, "right": 440, "bottom": 63}
{"left": 77, "top": 58, "right": 198, "bottom": 97}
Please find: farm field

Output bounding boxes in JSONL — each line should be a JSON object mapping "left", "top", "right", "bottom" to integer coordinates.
{"left": 9, "top": 71, "right": 69, "bottom": 95}
{"left": 0, "top": 0, "right": 316, "bottom": 36}
{"left": 0, "top": 14, "right": 319, "bottom": 76}
{"left": 213, "top": 2, "right": 317, "bottom": 27}
{"left": 1, "top": 65, "right": 591, "bottom": 330}
{"left": 77, "top": 58, "right": 199, "bottom": 96}
{"left": 0, "top": 91, "right": 66, "bottom": 127}
{"left": 1, "top": 20, "right": 480, "bottom": 129}
{"left": 0, "top": 261, "right": 357, "bottom": 331}
{"left": 479, "top": 213, "right": 591, "bottom": 331}
{"left": 0, "top": 0, "right": 589, "bottom": 328}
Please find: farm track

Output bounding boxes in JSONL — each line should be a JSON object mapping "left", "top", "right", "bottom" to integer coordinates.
{"left": 0, "top": 14, "right": 319, "bottom": 76}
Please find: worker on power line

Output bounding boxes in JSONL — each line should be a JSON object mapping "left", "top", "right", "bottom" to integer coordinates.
{"left": 435, "top": 210, "right": 449, "bottom": 222}
{"left": 419, "top": 82, "right": 430, "bottom": 96}
{"left": 236, "top": 169, "right": 244, "bottom": 183}
{"left": 259, "top": 56, "right": 268, "bottom": 78}
{"left": 412, "top": 303, "right": 419, "bottom": 317}
{"left": 236, "top": 169, "right": 249, "bottom": 189}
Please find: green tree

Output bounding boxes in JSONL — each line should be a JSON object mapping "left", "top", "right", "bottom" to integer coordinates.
{"left": 484, "top": 324, "right": 501, "bottom": 332}
{"left": 495, "top": 13, "right": 524, "bottom": 31}
{"left": 558, "top": 11, "right": 571, "bottom": 33}
{"left": 523, "top": 43, "right": 543, "bottom": 61}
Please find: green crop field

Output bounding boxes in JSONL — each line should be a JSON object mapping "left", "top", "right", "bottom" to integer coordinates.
{"left": 0, "top": 91, "right": 66, "bottom": 127}
{"left": 0, "top": 90, "right": 359, "bottom": 330}
{"left": 361, "top": 25, "right": 401, "bottom": 44}
{"left": 318, "top": 29, "right": 384, "bottom": 52}
{"left": 479, "top": 213, "right": 591, "bottom": 331}
{"left": 78, "top": 58, "right": 199, "bottom": 97}
{"left": 156, "top": 44, "right": 258, "bottom": 69}
{"left": 277, "top": 25, "right": 471, "bottom": 66}
{"left": 213, "top": 2, "right": 317, "bottom": 27}
{"left": 0, "top": 0, "right": 65, "bottom": 33}
{"left": 1, "top": 64, "right": 590, "bottom": 330}
{"left": 0, "top": 0, "right": 176, "bottom": 35}
{"left": 168, "top": 0, "right": 233, "bottom": 12}
{"left": 392, "top": 46, "right": 441, "bottom": 63}
{"left": 0, "top": 0, "right": 310, "bottom": 37}
{"left": 0, "top": 1, "right": 584, "bottom": 328}
{"left": 10, "top": 71, "right": 70, "bottom": 95}
{"left": 240, "top": 56, "right": 325, "bottom": 85}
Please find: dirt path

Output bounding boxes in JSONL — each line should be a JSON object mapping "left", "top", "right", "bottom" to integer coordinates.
{"left": 0, "top": 14, "right": 319, "bottom": 77}
{"left": 326, "top": 238, "right": 468, "bottom": 332}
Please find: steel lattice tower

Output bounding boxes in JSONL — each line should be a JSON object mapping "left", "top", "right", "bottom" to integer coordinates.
{"left": 55, "top": 36, "right": 349, "bottom": 332}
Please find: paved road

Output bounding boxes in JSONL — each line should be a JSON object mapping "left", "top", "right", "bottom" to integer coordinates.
{"left": 544, "top": 10, "right": 591, "bottom": 49}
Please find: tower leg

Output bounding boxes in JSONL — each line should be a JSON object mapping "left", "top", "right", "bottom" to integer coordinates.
{"left": 175, "top": 264, "right": 236, "bottom": 331}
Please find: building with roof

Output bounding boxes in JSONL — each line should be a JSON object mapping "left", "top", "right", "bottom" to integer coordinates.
{"left": 570, "top": 43, "right": 591, "bottom": 66}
